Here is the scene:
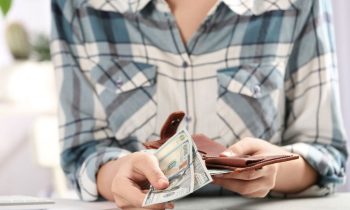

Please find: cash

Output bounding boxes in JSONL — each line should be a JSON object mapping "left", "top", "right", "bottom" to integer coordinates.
{"left": 192, "top": 147, "right": 212, "bottom": 191}
{"left": 208, "top": 169, "right": 232, "bottom": 176}
{"left": 142, "top": 129, "right": 212, "bottom": 206}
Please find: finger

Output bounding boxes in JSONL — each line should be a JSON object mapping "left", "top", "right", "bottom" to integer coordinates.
{"left": 113, "top": 177, "right": 147, "bottom": 207}
{"left": 115, "top": 177, "right": 173, "bottom": 209}
{"left": 214, "top": 168, "right": 265, "bottom": 180}
{"left": 244, "top": 189, "right": 270, "bottom": 198}
{"left": 143, "top": 202, "right": 174, "bottom": 210}
{"left": 221, "top": 138, "right": 263, "bottom": 156}
{"left": 113, "top": 194, "right": 133, "bottom": 209}
{"left": 133, "top": 153, "right": 169, "bottom": 190}
{"left": 212, "top": 177, "right": 265, "bottom": 196}
{"left": 114, "top": 195, "right": 170, "bottom": 210}
{"left": 114, "top": 189, "right": 175, "bottom": 210}
{"left": 118, "top": 203, "right": 173, "bottom": 210}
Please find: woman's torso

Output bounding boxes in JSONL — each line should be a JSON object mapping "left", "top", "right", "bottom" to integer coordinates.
{"left": 77, "top": 0, "right": 300, "bottom": 151}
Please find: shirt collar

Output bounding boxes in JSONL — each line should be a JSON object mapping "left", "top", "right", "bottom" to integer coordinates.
{"left": 222, "top": 0, "right": 297, "bottom": 16}
{"left": 88, "top": 0, "right": 296, "bottom": 16}
{"left": 87, "top": 0, "right": 152, "bottom": 13}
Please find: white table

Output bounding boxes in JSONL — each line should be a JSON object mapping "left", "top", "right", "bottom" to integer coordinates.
{"left": 2, "top": 193, "right": 349, "bottom": 210}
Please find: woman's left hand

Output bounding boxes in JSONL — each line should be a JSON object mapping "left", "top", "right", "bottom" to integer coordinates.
{"left": 212, "top": 137, "right": 292, "bottom": 198}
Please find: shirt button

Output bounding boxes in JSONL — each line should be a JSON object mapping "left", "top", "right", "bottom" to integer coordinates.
{"left": 116, "top": 78, "right": 123, "bottom": 88}
{"left": 182, "top": 61, "right": 189, "bottom": 68}
{"left": 252, "top": 85, "right": 261, "bottom": 97}
{"left": 185, "top": 116, "right": 192, "bottom": 122}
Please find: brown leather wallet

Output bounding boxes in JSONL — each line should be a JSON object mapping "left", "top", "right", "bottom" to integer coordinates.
{"left": 143, "top": 111, "right": 299, "bottom": 173}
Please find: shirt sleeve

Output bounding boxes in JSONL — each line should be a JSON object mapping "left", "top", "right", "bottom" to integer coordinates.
{"left": 280, "top": 0, "right": 348, "bottom": 197}
{"left": 51, "top": 0, "right": 131, "bottom": 201}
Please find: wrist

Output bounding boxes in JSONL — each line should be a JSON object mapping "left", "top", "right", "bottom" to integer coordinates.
{"left": 97, "top": 159, "right": 121, "bottom": 201}
{"left": 273, "top": 155, "right": 318, "bottom": 193}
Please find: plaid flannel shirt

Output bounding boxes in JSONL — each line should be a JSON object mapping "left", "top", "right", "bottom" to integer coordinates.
{"left": 51, "top": 0, "right": 348, "bottom": 200}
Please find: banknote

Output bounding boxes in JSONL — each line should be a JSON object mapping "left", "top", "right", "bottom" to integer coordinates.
{"left": 142, "top": 160, "right": 194, "bottom": 206}
{"left": 208, "top": 169, "right": 232, "bottom": 176}
{"left": 192, "top": 147, "right": 212, "bottom": 191}
{"left": 143, "top": 129, "right": 194, "bottom": 206}
{"left": 142, "top": 128, "right": 212, "bottom": 206}
{"left": 154, "top": 130, "right": 193, "bottom": 178}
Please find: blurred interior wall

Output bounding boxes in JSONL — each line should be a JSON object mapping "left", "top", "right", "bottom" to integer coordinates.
{"left": 332, "top": 0, "right": 350, "bottom": 191}
{"left": 0, "top": 0, "right": 53, "bottom": 196}
{"left": 0, "top": 0, "right": 51, "bottom": 67}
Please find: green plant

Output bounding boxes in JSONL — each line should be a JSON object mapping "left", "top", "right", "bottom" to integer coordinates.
{"left": 0, "top": 0, "right": 12, "bottom": 16}
{"left": 5, "top": 22, "right": 31, "bottom": 60}
{"left": 1, "top": 0, "right": 51, "bottom": 61}
{"left": 32, "top": 34, "right": 51, "bottom": 61}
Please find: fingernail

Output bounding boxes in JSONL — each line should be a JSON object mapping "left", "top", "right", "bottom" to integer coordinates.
{"left": 221, "top": 151, "right": 235, "bottom": 157}
{"left": 158, "top": 178, "right": 168, "bottom": 187}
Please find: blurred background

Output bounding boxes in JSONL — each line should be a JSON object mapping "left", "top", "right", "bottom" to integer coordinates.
{"left": 0, "top": 0, "right": 71, "bottom": 198}
{"left": 0, "top": 0, "right": 349, "bottom": 198}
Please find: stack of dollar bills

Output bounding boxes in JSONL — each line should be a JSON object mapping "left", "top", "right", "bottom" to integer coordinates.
{"left": 143, "top": 128, "right": 213, "bottom": 206}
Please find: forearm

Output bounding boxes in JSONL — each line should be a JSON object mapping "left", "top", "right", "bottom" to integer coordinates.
{"left": 97, "top": 159, "right": 122, "bottom": 201}
{"left": 273, "top": 156, "right": 318, "bottom": 193}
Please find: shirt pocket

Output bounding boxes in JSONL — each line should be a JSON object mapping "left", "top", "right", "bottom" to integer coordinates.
{"left": 216, "top": 62, "right": 285, "bottom": 143}
{"left": 91, "top": 59, "right": 157, "bottom": 94}
{"left": 91, "top": 58, "right": 158, "bottom": 145}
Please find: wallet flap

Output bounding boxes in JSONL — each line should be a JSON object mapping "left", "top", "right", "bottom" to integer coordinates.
{"left": 192, "top": 134, "right": 226, "bottom": 157}
{"left": 206, "top": 155, "right": 299, "bottom": 172}
{"left": 160, "top": 111, "right": 185, "bottom": 141}
{"left": 143, "top": 111, "right": 185, "bottom": 149}
{"left": 204, "top": 155, "right": 265, "bottom": 167}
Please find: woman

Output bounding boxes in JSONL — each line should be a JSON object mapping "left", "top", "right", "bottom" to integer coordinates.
{"left": 51, "top": 0, "right": 348, "bottom": 209}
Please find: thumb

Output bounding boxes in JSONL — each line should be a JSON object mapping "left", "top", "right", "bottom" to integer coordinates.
{"left": 220, "top": 138, "right": 260, "bottom": 157}
{"left": 135, "top": 154, "right": 169, "bottom": 190}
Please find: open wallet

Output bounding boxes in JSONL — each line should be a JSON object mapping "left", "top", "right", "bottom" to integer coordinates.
{"left": 143, "top": 111, "right": 299, "bottom": 173}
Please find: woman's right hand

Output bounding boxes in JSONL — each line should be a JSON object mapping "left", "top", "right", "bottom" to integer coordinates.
{"left": 97, "top": 152, "right": 174, "bottom": 210}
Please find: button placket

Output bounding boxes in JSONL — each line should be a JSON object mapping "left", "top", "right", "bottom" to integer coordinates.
{"left": 185, "top": 116, "right": 192, "bottom": 123}
{"left": 183, "top": 57, "right": 194, "bottom": 132}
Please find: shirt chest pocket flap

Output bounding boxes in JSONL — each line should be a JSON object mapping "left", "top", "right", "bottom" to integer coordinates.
{"left": 217, "top": 63, "right": 285, "bottom": 99}
{"left": 90, "top": 58, "right": 158, "bottom": 142}
{"left": 91, "top": 58, "right": 157, "bottom": 94}
{"left": 216, "top": 63, "right": 286, "bottom": 140}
